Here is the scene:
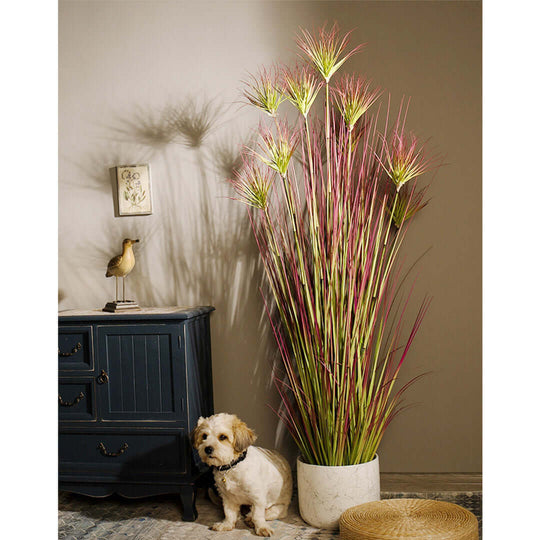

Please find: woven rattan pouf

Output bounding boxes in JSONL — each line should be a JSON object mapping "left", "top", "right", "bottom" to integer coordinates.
{"left": 339, "top": 498, "right": 479, "bottom": 540}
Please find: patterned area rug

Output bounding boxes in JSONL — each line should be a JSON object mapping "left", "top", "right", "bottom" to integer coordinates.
{"left": 59, "top": 490, "right": 482, "bottom": 539}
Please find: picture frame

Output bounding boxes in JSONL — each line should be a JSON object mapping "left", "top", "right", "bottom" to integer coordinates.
{"left": 114, "top": 164, "right": 153, "bottom": 216}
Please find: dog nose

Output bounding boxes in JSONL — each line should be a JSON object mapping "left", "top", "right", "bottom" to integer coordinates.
{"left": 204, "top": 446, "right": 214, "bottom": 455}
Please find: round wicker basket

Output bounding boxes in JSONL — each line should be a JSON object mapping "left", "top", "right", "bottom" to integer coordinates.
{"left": 339, "top": 498, "right": 479, "bottom": 540}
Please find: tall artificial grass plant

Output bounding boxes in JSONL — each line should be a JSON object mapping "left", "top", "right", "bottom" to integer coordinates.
{"left": 231, "top": 24, "right": 440, "bottom": 466}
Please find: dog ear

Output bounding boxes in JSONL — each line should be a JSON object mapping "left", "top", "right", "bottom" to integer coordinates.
{"left": 190, "top": 417, "right": 205, "bottom": 447}
{"left": 232, "top": 416, "right": 257, "bottom": 452}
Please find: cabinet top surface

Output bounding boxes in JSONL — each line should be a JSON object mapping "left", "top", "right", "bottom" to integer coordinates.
{"left": 59, "top": 305, "right": 214, "bottom": 321}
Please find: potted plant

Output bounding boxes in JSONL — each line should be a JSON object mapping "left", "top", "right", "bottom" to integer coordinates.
{"left": 230, "top": 23, "right": 439, "bottom": 529}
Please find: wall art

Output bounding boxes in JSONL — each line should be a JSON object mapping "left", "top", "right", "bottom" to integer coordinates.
{"left": 115, "top": 164, "right": 152, "bottom": 216}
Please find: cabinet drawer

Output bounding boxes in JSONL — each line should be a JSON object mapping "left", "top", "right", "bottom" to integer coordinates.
{"left": 58, "top": 381, "right": 95, "bottom": 421}
{"left": 58, "top": 326, "right": 93, "bottom": 371}
{"left": 59, "top": 430, "right": 186, "bottom": 476}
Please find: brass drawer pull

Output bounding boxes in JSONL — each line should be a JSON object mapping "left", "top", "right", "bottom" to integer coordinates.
{"left": 58, "top": 342, "right": 82, "bottom": 357}
{"left": 58, "top": 391, "right": 85, "bottom": 407}
{"left": 97, "top": 370, "right": 109, "bottom": 384}
{"left": 98, "top": 442, "right": 128, "bottom": 457}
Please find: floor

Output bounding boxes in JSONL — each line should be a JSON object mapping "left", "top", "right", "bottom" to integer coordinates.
{"left": 58, "top": 474, "right": 482, "bottom": 539}
{"left": 381, "top": 473, "right": 482, "bottom": 492}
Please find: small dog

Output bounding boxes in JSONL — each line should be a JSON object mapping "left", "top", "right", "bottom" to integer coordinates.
{"left": 191, "top": 413, "right": 292, "bottom": 537}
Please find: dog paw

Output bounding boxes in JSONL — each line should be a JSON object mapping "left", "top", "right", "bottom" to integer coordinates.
{"left": 211, "top": 521, "right": 234, "bottom": 531}
{"left": 255, "top": 525, "right": 274, "bottom": 537}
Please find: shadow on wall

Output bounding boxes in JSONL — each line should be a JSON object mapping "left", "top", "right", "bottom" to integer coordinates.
{"left": 59, "top": 96, "right": 289, "bottom": 454}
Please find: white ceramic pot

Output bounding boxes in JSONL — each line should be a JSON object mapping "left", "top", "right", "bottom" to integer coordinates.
{"left": 297, "top": 454, "right": 380, "bottom": 529}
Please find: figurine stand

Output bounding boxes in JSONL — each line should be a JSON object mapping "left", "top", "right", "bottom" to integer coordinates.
{"left": 103, "top": 300, "right": 141, "bottom": 313}
{"left": 104, "top": 274, "right": 140, "bottom": 312}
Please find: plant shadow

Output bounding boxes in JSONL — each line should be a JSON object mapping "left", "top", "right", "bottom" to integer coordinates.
{"left": 59, "top": 96, "right": 290, "bottom": 454}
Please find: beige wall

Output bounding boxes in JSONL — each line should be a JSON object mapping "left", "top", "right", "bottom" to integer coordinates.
{"left": 59, "top": 0, "right": 481, "bottom": 472}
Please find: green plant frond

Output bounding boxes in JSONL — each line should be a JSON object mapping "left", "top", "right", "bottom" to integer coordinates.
{"left": 333, "top": 75, "right": 382, "bottom": 129}
{"left": 253, "top": 124, "right": 299, "bottom": 176}
{"left": 297, "top": 24, "right": 365, "bottom": 82}
{"left": 231, "top": 162, "right": 274, "bottom": 210}
{"left": 243, "top": 68, "right": 285, "bottom": 117}
{"left": 282, "top": 66, "right": 323, "bottom": 117}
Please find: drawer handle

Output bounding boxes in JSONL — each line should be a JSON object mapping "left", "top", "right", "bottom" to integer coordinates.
{"left": 58, "top": 342, "right": 82, "bottom": 357}
{"left": 98, "top": 442, "right": 128, "bottom": 457}
{"left": 97, "top": 370, "right": 109, "bottom": 384}
{"left": 58, "top": 391, "right": 85, "bottom": 407}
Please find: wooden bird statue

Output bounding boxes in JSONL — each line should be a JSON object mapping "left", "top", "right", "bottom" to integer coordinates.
{"left": 103, "top": 238, "right": 140, "bottom": 312}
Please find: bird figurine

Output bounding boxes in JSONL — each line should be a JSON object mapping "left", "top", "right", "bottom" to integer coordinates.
{"left": 103, "top": 238, "right": 140, "bottom": 312}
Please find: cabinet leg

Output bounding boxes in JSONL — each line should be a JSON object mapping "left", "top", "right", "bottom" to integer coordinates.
{"left": 179, "top": 485, "right": 198, "bottom": 522}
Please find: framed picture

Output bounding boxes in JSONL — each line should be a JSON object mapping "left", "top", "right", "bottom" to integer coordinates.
{"left": 115, "top": 164, "right": 153, "bottom": 216}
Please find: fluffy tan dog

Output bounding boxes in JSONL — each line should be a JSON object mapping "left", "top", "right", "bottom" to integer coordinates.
{"left": 191, "top": 413, "right": 292, "bottom": 537}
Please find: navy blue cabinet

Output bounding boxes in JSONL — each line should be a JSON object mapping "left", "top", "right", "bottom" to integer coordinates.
{"left": 58, "top": 306, "right": 214, "bottom": 521}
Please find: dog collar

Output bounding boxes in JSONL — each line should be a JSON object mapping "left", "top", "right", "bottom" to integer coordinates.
{"left": 212, "top": 450, "right": 248, "bottom": 472}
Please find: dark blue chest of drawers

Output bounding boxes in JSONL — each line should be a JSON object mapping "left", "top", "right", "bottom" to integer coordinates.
{"left": 58, "top": 306, "right": 214, "bottom": 521}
